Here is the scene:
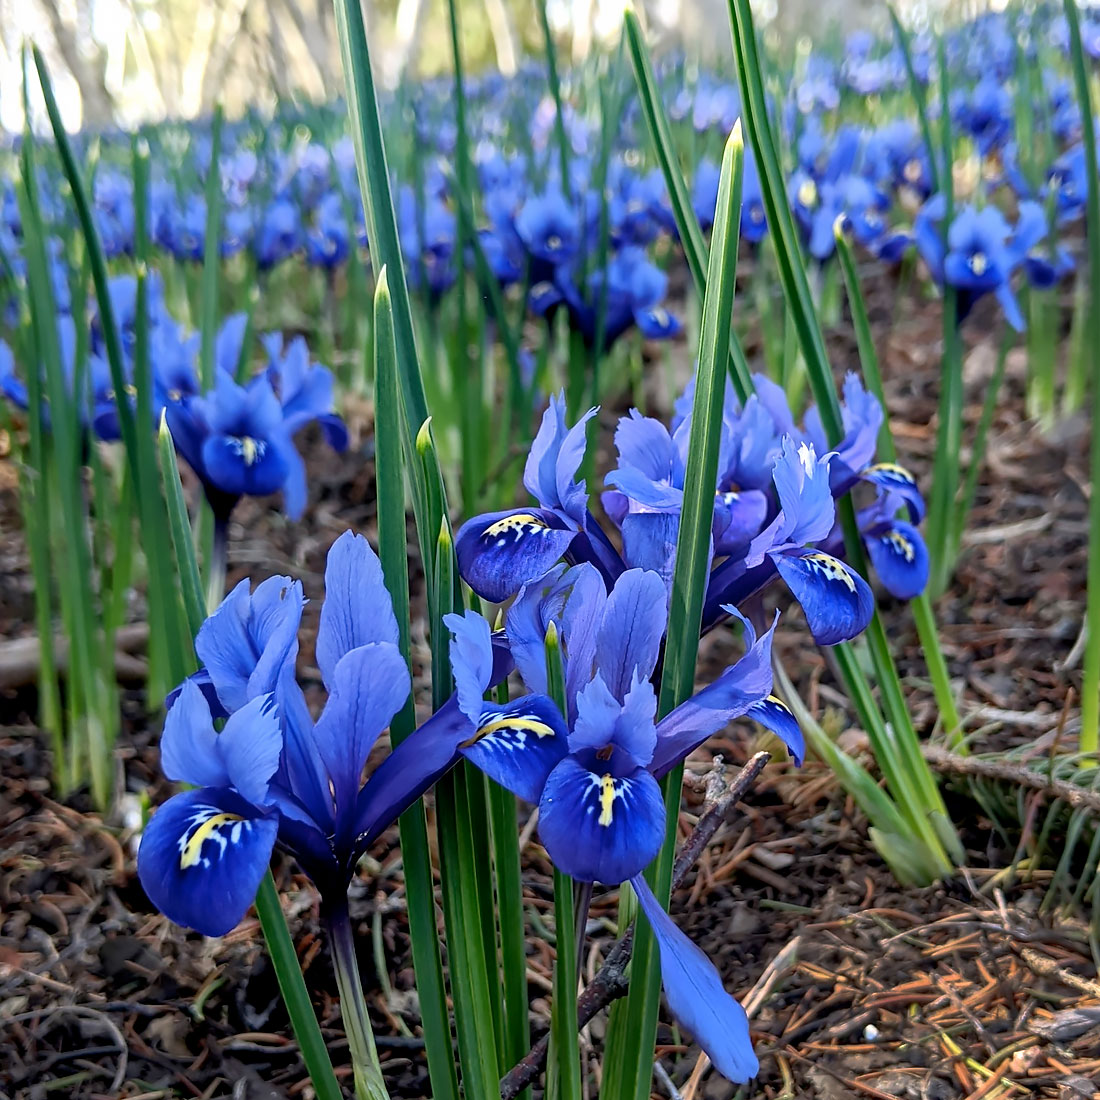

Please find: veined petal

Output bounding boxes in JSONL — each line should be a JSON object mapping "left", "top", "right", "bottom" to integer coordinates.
{"left": 137, "top": 787, "right": 278, "bottom": 938}
{"left": 460, "top": 695, "right": 569, "bottom": 804}
{"left": 506, "top": 562, "right": 606, "bottom": 706}
{"left": 196, "top": 575, "right": 303, "bottom": 714}
{"left": 538, "top": 757, "right": 665, "bottom": 883}
{"left": 314, "top": 643, "right": 411, "bottom": 821}
{"left": 455, "top": 508, "right": 578, "bottom": 604}
{"left": 160, "top": 678, "right": 230, "bottom": 789}
{"left": 746, "top": 695, "right": 805, "bottom": 765}
{"left": 631, "top": 876, "right": 759, "bottom": 1084}
{"left": 217, "top": 693, "right": 284, "bottom": 806}
{"left": 352, "top": 698, "right": 468, "bottom": 848}
{"left": 595, "top": 568, "right": 667, "bottom": 701}
{"left": 650, "top": 612, "right": 778, "bottom": 779}
{"left": 620, "top": 511, "right": 681, "bottom": 592}
{"left": 861, "top": 463, "right": 925, "bottom": 522}
{"left": 772, "top": 547, "right": 873, "bottom": 646}
{"left": 863, "top": 520, "right": 929, "bottom": 600}
{"left": 444, "top": 610, "right": 495, "bottom": 728}
{"left": 316, "top": 531, "right": 399, "bottom": 689}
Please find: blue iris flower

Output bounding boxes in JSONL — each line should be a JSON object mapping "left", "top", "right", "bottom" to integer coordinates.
{"left": 443, "top": 566, "right": 802, "bottom": 1084}
{"left": 253, "top": 198, "right": 304, "bottom": 269}
{"left": 164, "top": 322, "right": 347, "bottom": 521}
{"left": 738, "top": 437, "right": 874, "bottom": 645}
{"left": 551, "top": 247, "right": 682, "bottom": 352}
{"left": 914, "top": 196, "right": 1047, "bottom": 330}
{"left": 455, "top": 393, "right": 622, "bottom": 603}
{"left": 515, "top": 190, "right": 580, "bottom": 284}
{"left": 138, "top": 532, "right": 477, "bottom": 936}
{"left": 603, "top": 407, "right": 768, "bottom": 592}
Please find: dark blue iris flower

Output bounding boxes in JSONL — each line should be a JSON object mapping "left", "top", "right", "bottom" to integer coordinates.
{"left": 739, "top": 437, "right": 874, "bottom": 646}
{"left": 397, "top": 188, "right": 457, "bottom": 300}
{"left": 305, "top": 192, "right": 351, "bottom": 269}
{"left": 138, "top": 532, "right": 478, "bottom": 936}
{"left": 515, "top": 190, "right": 580, "bottom": 284}
{"left": 455, "top": 393, "right": 622, "bottom": 603}
{"left": 544, "top": 247, "right": 681, "bottom": 352}
{"left": 253, "top": 198, "right": 304, "bottom": 269}
{"left": 914, "top": 196, "right": 1047, "bottom": 330}
{"left": 952, "top": 76, "right": 1014, "bottom": 155}
{"left": 443, "top": 566, "right": 803, "bottom": 1084}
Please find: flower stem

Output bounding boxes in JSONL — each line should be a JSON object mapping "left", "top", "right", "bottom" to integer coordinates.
{"left": 205, "top": 516, "right": 229, "bottom": 615}
{"left": 325, "top": 903, "right": 391, "bottom": 1100}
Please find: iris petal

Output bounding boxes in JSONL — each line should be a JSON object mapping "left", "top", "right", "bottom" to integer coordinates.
{"left": 316, "top": 531, "right": 400, "bottom": 688}
{"left": 861, "top": 463, "right": 925, "bottom": 522}
{"left": 631, "top": 876, "right": 759, "bottom": 1084}
{"left": 747, "top": 695, "right": 805, "bottom": 765}
{"left": 595, "top": 568, "right": 667, "bottom": 701}
{"left": 444, "top": 610, "right": 495, "bottom": 727}
{"left": 313, "top": 643, "right": 411, "bottom": 820}
{"left": 460, "top": 695, "right": 569, "bottom": 804}
{"left": 538, "top": 757, "right": 665, "bottom": 883}
{"left": 771, "top": 547, "right": 873, "bottom": 646}
{"left": 863, "top": 520, "right": 929, "bottom": 600}
{"left": 455, "top": 508, "right": 577, "bottom": 604}
{"left": 201, "top": 432, "right": 288, "bottom": 497}
{"left": 137, "top": 787, "right": 278, "bottom": 938}
{"left": 160, "top": 678, "right": 230, "bottom": 789}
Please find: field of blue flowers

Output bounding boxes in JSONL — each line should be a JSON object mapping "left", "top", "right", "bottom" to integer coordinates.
{"left": 0, "top": 1, "right": 1098, "bottom": 1097}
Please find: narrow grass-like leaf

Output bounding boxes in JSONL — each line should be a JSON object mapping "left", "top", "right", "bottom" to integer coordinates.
{"left": 198, "top": 106, "right": 224, "bottom": 389}
{"left": 430, "top": 521, "right": 502, "bottom": 1100}
{"left": 835, "top": 225, "right": 962, "bottom": 746}
{"left": 726, "top": 0, "right": 960, "bottom": 875}
{"left": 1063, "top": 0, "right": 1100, "bottom": 755}
{"left": 544, "top": 623, "right": 582, "bottom": 1100}
{"left": 254, "top": 875, "right": 344, "bottom": 1100}
{"left": 887, "top": 5, "right": 940, "bottom": 195}
{"left": 622, "top": 9, "right": 753, "bottom": 403}
{"left": 374, "top": 270, "right": 460, "bottom": 1100}
{"left": 603, "top": 124, "right": 744, "bottom": 1100}
{"left": 157, "top": 419, "right": 205, "bottom": 641}
{"left": 537, "top": 0, "right": 571, "bottom": 189}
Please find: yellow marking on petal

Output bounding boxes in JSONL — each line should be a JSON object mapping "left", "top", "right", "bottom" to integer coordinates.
{"left": 483, "top": 512, "right": 548, "bottom": 539}
{"left": 804, "top": 552, "right": 857, "bottom": 592}
{"left": 797, "top": 179, "right": 818, "bottom": 207}
{"left": 598, "top": 774, "right": 616, "bottom": 827}
{"left": 462, "top": 715, "right": 556, "bottom": 749}
{"left": 179, "top": 812, "right": 244, "bottom": 869}
{"left": 240, "top": 437, "right": 260, "bottom": 465}
{"left": 969, "top": 251, "right": 988, "bottom": 276}
{"left": 885, "top": 530, "right": 916, "bottom": 563}
{"left": 867, "top": 462, "right": 916, "bottom": 484}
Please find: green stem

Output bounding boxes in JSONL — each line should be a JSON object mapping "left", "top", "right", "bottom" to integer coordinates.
{"left": 325, "top": 903, "right": 392, "bottom": 1100}
{"left": 253, "top": 875, "right": 343, "bottom": 1100}
{"left": 205, "top": 517, "right": 229, "bottom": 615}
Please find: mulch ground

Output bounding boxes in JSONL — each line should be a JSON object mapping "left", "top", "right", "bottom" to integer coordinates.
{"left": 0, "top": 261, "right": 1096, "bottom": 1099}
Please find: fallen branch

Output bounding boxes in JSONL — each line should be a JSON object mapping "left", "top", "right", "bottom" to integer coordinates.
{"left": 922, "top": 744, "right": 1100, "bottom": 814}
{"left": 499, "top": 751, "right": 771, "bottom": 1099}
{"left": 0, "top": 623, "right": 149, "bottom": 688}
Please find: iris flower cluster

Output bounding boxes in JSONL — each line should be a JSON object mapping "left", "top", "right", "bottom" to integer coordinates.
{"left": 458, "top": 374, "right": 927, "bottom": 649}
{"left": 0, "top": 264, "right": 347, "bottom": 523}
